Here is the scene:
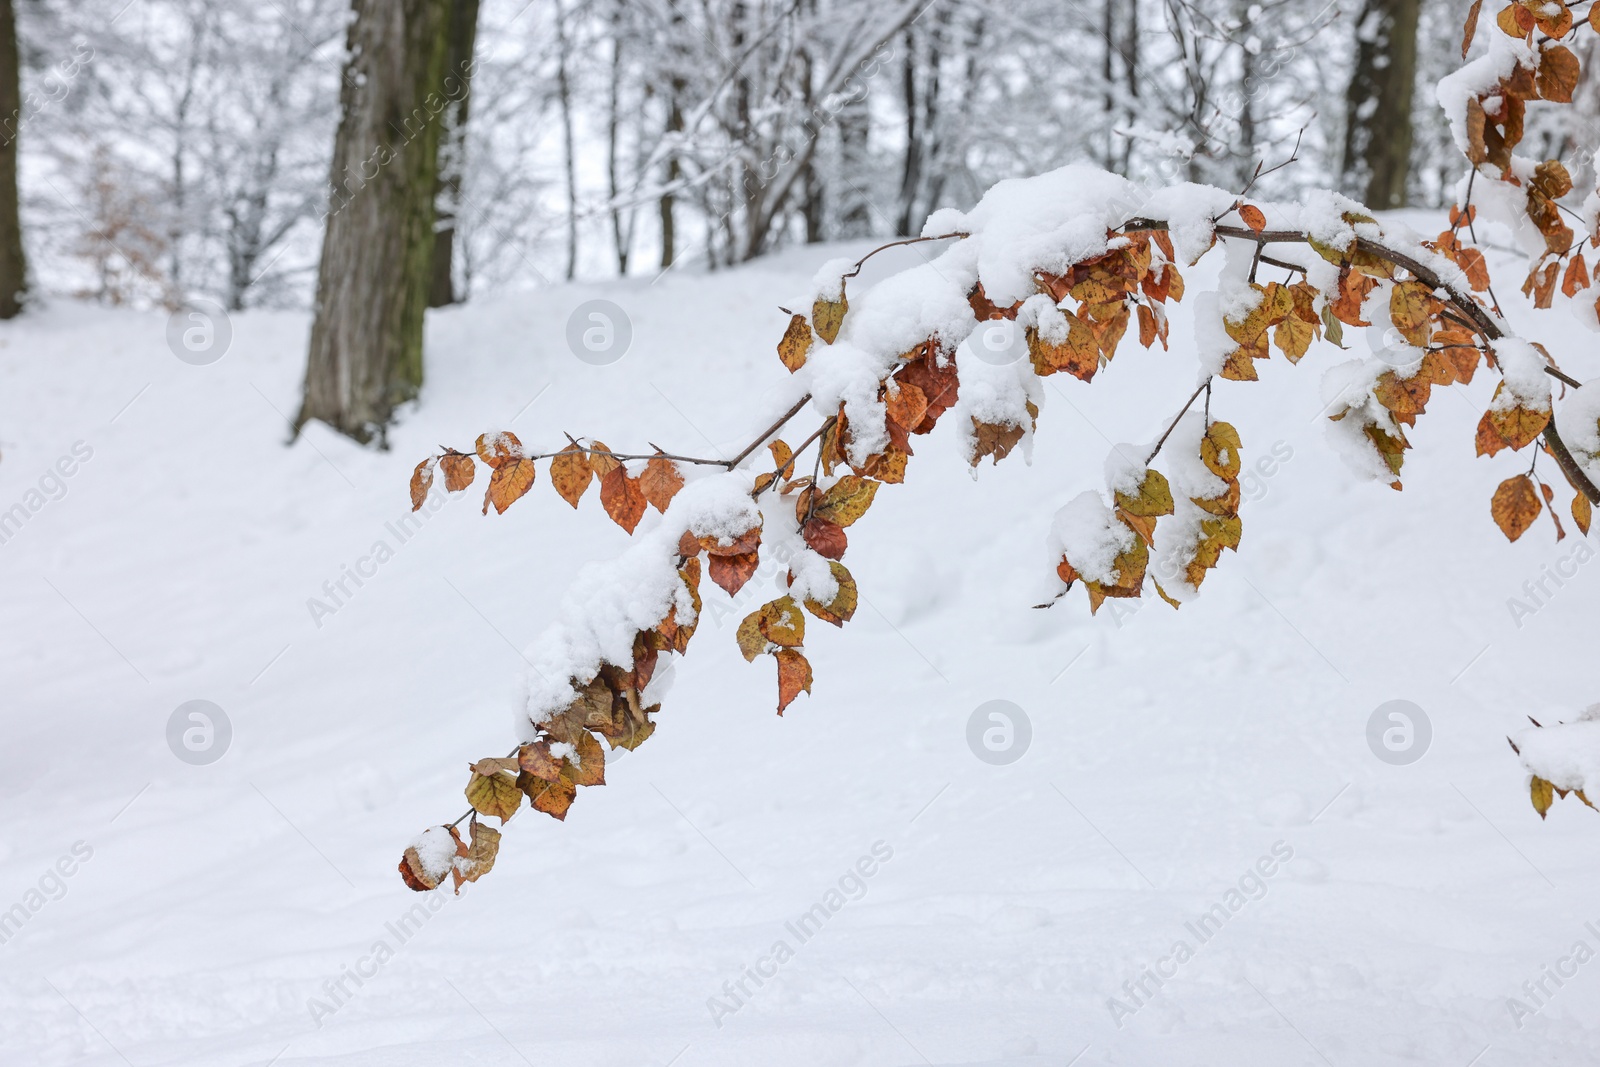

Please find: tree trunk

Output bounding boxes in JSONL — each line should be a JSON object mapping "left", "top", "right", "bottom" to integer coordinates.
{"left": 555, "top": 0, "right": 578, "bottom": 280}
{"left": 428, "top": 0, "right": 480, "bottom": 308}
{"left": 297, "top": 0, "right": 450, "bottom": 445}
{"left": 1340, "top": 0, "right": 1419, "bottom": 209}
{"left": 0, "top": 0, "right": 26, "bottom": 318}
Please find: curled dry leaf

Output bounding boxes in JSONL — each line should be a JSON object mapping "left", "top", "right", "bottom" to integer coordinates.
{"left": 440, "top": 452, "right": 476, "bottom": 492}
{"left": 451, "top": 821, "right": 501, "bottom": 890}
{"left": 1491, "top": 473, "right": 1542, "bottom": 542}
{"left": 410, "top": 458, "right": 435, "bottom": 511}
{"left": 775, "top": 648, "right": 812, "bottom": 714}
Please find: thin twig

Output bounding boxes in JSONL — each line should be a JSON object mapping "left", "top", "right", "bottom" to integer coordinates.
{"left": 1146, "top": 378, "right": 1213, "bottom": 465}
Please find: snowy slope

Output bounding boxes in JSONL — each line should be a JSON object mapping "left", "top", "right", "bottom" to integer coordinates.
{"left": 1, "top": 226, "right": 1598, "bottom": 1067}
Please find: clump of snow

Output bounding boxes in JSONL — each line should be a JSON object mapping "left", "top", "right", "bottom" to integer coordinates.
{"left": 1139, "top": 183, "right": 1238, "bottom": 264}
{"left": 516, "top": 475, "right": 752, "bottom": 731}
{"left": 1103, "top": 443, "right": 1151, "bottom": 497}
{"left": 1318, "top": 358, "right": 1406, "bottom": 484}
{"left": 811, "top": 257, "right": 855, "bottom": 303}
{"left": 409, "top": 826, "right": 459, "bottom": 882}
{"left": 1514, "top": 706, "right": 1600, "bottom": 794}
{"left": 1491, "top": 338, "right": 1553, "bottom": 411}
{"left": 1561, "top": 379, "right": 1600, "bottom": 460}
{"left": 1049, "top": 491, "right": 1134, "bottom": 584}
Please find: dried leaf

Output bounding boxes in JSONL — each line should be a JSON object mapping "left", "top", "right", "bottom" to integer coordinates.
{"left": 1115, "top": 468, "right": 1176, "bottom": 518}
{"left": 1491, "top": 474, "right": 1543, "bottom": 542}
{"left": 587, "top": 441, "right": 621, "bottom": 479}
{"left": 410, "top": 458, "right": 436, "bottom": 511}
{"left": 600, "top": 466, "right": 648, "bottom": 533}
{"left": 1538, "top": 44, "right": 1580, "bottom": 104}
{"left": 775, "top": 648, "right": 812, "bottom": 714}
{"left": 970, "top": 418, "right": 1026, "bottom": 467}
{"left": 709, "top": 550, "right": 760, "bottom": 596}
{"left": 483, "top": 457, "right": 537, "bottom": 515}
{"left": 465, "top": 764, "right": 524, "bottom": 822}
{"left": 1462, "top": 0, "right": 1482, "bottom": 56}
{"left": 1239, "top": 204, "right": 1266, "bottom": 232}
{"left": 639, "top": 455, "right": 685, "bottom": 513}
{"left": 1201, "top": 422, "right": 1243, "bottom": 479}
{"left": 813, "top": 295, "right": 847, "bottom": 344}
{"left": 803, "top": 560, "right": 858, "bottom": 626}
{"left": 1531, "top": 775, "right": 1554, "bottom": 818}
{"left": 801, "top": 517, "right": 847, "bottom": 559}
{"left": 550, "top": 445, "right": 593, "bottom": 508}
{"left": 475, "top": 432, "right": 524, "bottom": 469}
{"left": 778, "top": 313, "right": 813, "bottom": 371}
{"left": 452, "top": 822, "right": 501, "bottom": 887}
{"left": 520, "top": 770, "right": 576, "bottom": 821}
{"left": 439, "top": 452, "right": 475, "bottom": 493}
{"left": 1574, "top": 491, "right": 1592, "bottom": 536}
{"left": 814, "top": 475, "right": 878, "bottom": 527}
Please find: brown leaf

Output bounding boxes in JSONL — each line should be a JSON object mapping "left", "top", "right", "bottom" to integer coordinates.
{"left": 440, "top": 452, "right": 475, "bottom": 492}
{"left": 1388, "top": 280, "right": 1435, "bottom": 347}
{"left": 483, "top": 457, "right": 537, "bottom": 515}
{"left": 639, "top": 455, "right": 685, "bottom": 513}
{"left": 970, "top": 418, "right": 1025, "bottom": 467}
{"left": 1562, "top": 254, "right": 1590, "bottom": 298}
{"left": 570, "top": 730, "right": 606, "bottom": 787}
{"left": 708, "top": 550, "right": 760, "bottom": 596}
{"left": 1491, "top": 474, "right": 1542, "bottom": 542}
{"left": 520, "top": 770, "right": 577, "bottom": 821}
{"left": 1462, "top": 0, "right": 1482, "bottom": 57}
{"left": 1573, "top": 491, "right": 1592, "bottom": 536}
{"left": 885, "top": 381, "right": 929, "bottom": 432}
{"left": 452, "top": 821, "right": 502, "bottom": 889}
{"left": 1538, "top": 44, "right": 1580, "bottom": 104}
{"left": 600, "top": 467, "right": 648, "bottom": 533}
{"left": 1026, "top": 316, "right": 1100, "bottom": 382}
{"left": 518, "top": 739, "right": 566, "bottom": 782}
{"left": 1475, "top": 411, "right": 1508, "bottom": 457}
{"left": 778, "top": 313, "right": 812, "bottom": 372}
{"left": 550, "top": 445, "right": 593, "bottom": 508}
{"left": 410, "top": 458, "right": 435, "bottom": 511}
{"left": 475, "top": 432, "right": 524, "bottom": 469}
{"left": 1486, "top": 386, "right": 1552, "bottom": 451}
{"left": 1239, "top": 204, "right": 1266, "bottom": 232}
{"left": 801, "top": 517, "right": 847, "bottom": 559}
{"left": 775, "top": 648, "right": 812, "bottom": 715}
{"left": 587, "top": 441, "right": 621, "bottom": 479}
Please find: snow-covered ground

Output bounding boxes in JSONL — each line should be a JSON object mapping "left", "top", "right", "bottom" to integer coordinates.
{"left": 2, "top": 225, "right": 1598, "bottom": 1066}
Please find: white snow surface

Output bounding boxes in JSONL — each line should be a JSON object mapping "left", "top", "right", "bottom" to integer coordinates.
{"left": 3, "top": 220, "right": 1600, "bottom": 1066}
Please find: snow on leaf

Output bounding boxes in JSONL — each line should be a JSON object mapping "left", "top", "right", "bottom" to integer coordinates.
{"left": 410, "top": 458, "right": 436, "bottom": 511}
{"left": 803, "top": 561, "right": 858, "bottom": 626}
{"left": 475, "top": 431, "right": 524, "bottom": 469}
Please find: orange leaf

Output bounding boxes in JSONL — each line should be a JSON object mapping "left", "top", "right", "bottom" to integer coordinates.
{"left": 1574, "top": 491, "right": 1592, "bottom": 536}
{"left": 1491, "top": 474, "right": 1542, "bottom": 542}
{"left": 1239, "top": 204, "right": 1266, "bottom": 232}
{"left": 1561, "top": 254, "right": 1590, "bottom": 298}
{"left": 774, "top": 648, "right": 812, "bottom": 715}
{"left": 410, "top": 458, "right": 435, "bottom": 511}
{"left": 708, "top": 550, "right": 759, "bottom": 596}
{"left": 587, "top": 441, "right": 621, "bottom": 479}
{"left": 1462, "top": 0, "right": 1482, "bottom": 57}
{"left": 599, "top": 467, "right": 647, "bottom": 533}
{"left": 475, "top": 432, "right": 523, "bottom": 469}
{"left": 550, "top": 445, "right": 593, "bottom": 508}
{"left": 483, "top": 457, "right": 537, "bottom": 515}
{"left": 777, "top": 313, "right": 812, "bottom": 372}
{"left": 1538, "top": 44, "right": 1580, "bottom": 103}
{"left": 639, "top": 455, "right": 685, "bottom": 513}
{"left": 440, "top": 452, "right": 476, "bottom": 492}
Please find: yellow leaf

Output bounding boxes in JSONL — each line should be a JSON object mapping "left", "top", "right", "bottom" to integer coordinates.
{"left": 813, "top": 295, "right": 847, "bottom": 344}
{"left": 1201, "top": 422, "right": 1243, "bottom": 479}
{"left": 804, "top": 561, "right": 859, "bottom": 626}
{"left": 778, "top": 313, "right": 812, "bottom": 371}
{"left": 814, "top": 474, "right": 878, "bottom": 527}
{"left": 1531, "top": 775, "right": 1554, "bottom": 818}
